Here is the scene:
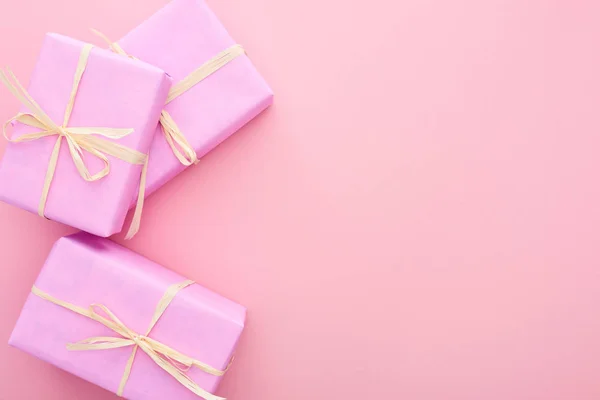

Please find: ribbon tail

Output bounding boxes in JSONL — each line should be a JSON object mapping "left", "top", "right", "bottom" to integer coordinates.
{"left": 124, "top": 156, "right": 148, "bottom": 240}
{"left": 142, "top": 337, "right": 226, "bottom": 376}
{"left": 117, "top": 345, "right": 139, "bottom": 397}
{"left": 144, "top": 348, "right": 226, "bottom": 400}
{"left": 67, "top": 337, "right": 135, "bottom": 351}
{"left": 192, "top": 357, "right": 230, "bottom": 377}
{"left": 38, "top": 135, "right": 63, "bottom": 218}
{"left": 76, "top": 135, "right": 146, "bottom": 165}
{"left": 68, "top": 127, "right": 134, "bottom": 139}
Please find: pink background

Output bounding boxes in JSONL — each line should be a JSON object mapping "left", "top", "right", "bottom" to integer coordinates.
{"left": 0, "top": 0, "right": 599, "bottom": 399}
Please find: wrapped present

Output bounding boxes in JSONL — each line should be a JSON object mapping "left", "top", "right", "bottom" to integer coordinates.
{"left": 9, "top": 232, "right": 246, "bottom": 400}
{"left": 0, "top": 33, "right": 171, "bottom": 238}
{"left": 95, "top": 0, "right": 273, "bottom": 197}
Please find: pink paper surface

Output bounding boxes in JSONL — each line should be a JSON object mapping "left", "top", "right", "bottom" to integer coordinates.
{"left": 4, "top": 1, "right": 600, "bottom": 400}
{"left": 0, "top": 33, "right": 171, "bottom": 237}
{"left": 118, "top": 0, "right": 273, "bottom": 197}
{"left": 9, "top": 232, "right": 245, "bottom": 399}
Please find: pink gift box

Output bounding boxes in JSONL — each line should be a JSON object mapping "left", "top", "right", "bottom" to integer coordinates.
{"left": 9, "top": 232, "right": 246, "bottom": 399}
{"left": 0, "top": 33, "right": 171, "bottom": 237}
{"left": 117, "top": 0, "right": 273, "bottom": 197}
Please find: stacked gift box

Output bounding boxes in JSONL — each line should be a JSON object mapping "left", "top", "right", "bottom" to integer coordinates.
{"left": 0, "top": 0, "right": 272, "bottom": 398}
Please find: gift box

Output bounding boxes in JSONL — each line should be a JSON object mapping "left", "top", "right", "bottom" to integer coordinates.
{"left": 9, "top": 232, "right": 246, "bottom": 400}
{"left": 105, "top": 0, "right": 273, "bottom": 197}
{"left": 0, "top": 33, "right": 171, "bottom": 237}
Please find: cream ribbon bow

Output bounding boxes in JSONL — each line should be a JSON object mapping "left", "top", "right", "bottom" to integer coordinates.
{"left": 32, "top": 280, "right": 229, "bottom": 400}
{"left": 0, "top": 44, "right": 148, "bottom": 239}
{"left": 91, "top": 29, "right": 245, "bottom": 167}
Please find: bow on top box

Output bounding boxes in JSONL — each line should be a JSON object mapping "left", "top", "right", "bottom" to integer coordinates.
{"left": 0, "top": 33, "right": 171, "bottom": 238}
{"left": 95, "top": 0, "right": 273, "bottom": 198}
{"left": 10, "top": 232, "right": 246, "bottom": 400}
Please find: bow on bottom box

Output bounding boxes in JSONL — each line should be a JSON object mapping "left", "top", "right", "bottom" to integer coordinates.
{"left": 9, "top": 232, "right": 246, "bottom": 400}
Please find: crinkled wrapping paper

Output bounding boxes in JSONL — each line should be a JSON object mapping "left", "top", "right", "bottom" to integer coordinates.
{"left": 0, "top": 33, "right": 171, "bottom": 236}
{"left": 9, "top": 232, "right": 246, "bottom": 399}
{"left": 118, "top": 0, "right": 273, "bottom": 197}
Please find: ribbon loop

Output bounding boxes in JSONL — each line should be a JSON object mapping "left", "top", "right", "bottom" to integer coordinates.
{"left": 159, "top": 110, "right": 198, "bottom": 166}
{"left": 31, "top": 280, "right": 228, "bottom": 400}
{"left": 1, "top": 44, "right": 148, "bottom": 237}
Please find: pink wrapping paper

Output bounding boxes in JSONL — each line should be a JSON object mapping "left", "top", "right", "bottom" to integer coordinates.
{"left": 0, "top": 33, "right": 171, "bottom": 237}
{"left": 9, "top": 232, "right": 246, "bottom": 399}
{"left": 117, "top": 0, "right": 273, "bottom": 197}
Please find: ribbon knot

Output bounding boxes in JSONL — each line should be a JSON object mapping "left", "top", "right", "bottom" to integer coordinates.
{"left": 0, "top": 44, "right": 149, "bottom": 238}
{"left": 131, "top": 334, "right": 144, "bottom": 345}
{"left": 32, "top": 280, "right": 229, "bottom": 400}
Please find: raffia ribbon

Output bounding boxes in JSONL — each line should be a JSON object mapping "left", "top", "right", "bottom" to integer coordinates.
{"left": 0, "top": 44, "right": 147, "bottom": 239}
{"left": 31, "top": 280, "right": 229, "bottom": 400}
{"left": 91, "top": 29, "right": 245, "bottom": 166}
